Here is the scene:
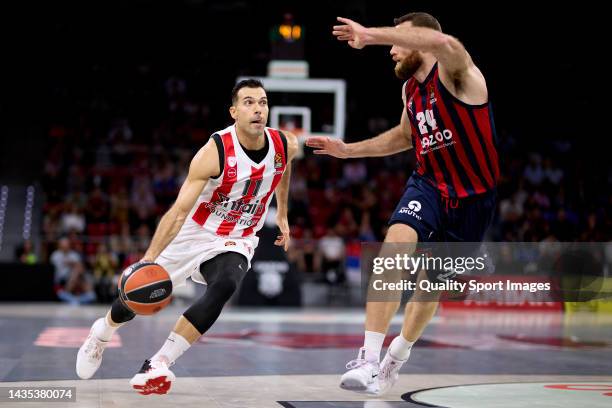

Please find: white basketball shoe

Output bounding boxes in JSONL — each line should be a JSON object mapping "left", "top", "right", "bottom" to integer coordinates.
{"left": 339, "top": 347, "right": 380, "bottom": 394}
{"left": 130, "top": 358, "right": 175, "bottom": 395}
{"left": 76, "top": 318, "right": 109, "bottom": 379}
{"left": 377, "top": 348, "right": 411, "bottom": 395}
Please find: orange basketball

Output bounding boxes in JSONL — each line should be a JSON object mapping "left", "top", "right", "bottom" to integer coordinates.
{"left": 118, "top": 262, "right": 173, "bottom": 315}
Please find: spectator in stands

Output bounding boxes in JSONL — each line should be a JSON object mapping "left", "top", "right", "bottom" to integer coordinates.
{"left": 60, "top": 202, "right": 86, "bottom": 234}
{"left": 165, "top": 76, "right": 187, "bottom": 99}
{"left": 50, "top": 237, "right": 81, "bottom": 285}
{"left": 318, "top": 227, "right": 346, "bottom": 284}
{"left": 305, "top": 156, "right": 325, "bottom": 190}
{"left": 358, "top": 212, "right": 377, "bottom": 242}
{"left": 499, "top": 191, "right": 525, "bottom": 223}
{"left": 343, "top": 160, "right": 367, "bottom": 185}
{"left": 86, "top": 186, "right": 110, "bottom": 223}
{"left": 15, "top": 239, "right": 38, "bottom": 264}
{"left": 67, "top": 229, "right": 85, "bottom": 255}
{"left": 56, "top": 261, "right": 97, "bottom": 305}
{"left": 64, "top": 190, "right": 88, "bottom": 211}
{"left": 108, "top": 119, "right": 134, "bottom": 166}
{"left": 580, "top": 212, "right": 606, "bottom": 241}
{"left": 134, "top": 223, "right": 152, "bottom": 251}
{"left": 543, "top": 157, "right": 563, "bottom": 186}
{"left": 532, "top": 188, "right": 551, "bottom": 210}
{"left": 110, "top": 185, "right": 131, "bottom": 227}
{"left": 42, "top": 206, "right": 62, "bottom": 244}
{"left": 110, "top": 220, "right": 133, "bottom": 267}
{"left": 92, "top": 243, "right": 119, "bottom": 303}
{"left": 130, "top": 178, "right": 157, "bottom": 229}
{"left": 151, "top": 156, "right": 178, "bottom": 206}
{"left": 523, "top": 153, "right": 545, "bottom": 187}
{"left": 289, "top": 229, "right": 320, "bottom": 274}
{"left": 66, "top": 150, "right": 87, "bottom": 193}
{"left": 122, "top": 242, "right": 146, "bottom": 270}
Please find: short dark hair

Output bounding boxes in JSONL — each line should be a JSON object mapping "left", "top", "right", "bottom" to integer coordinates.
{"left": 232, "top": 79, "right": 265, "bottom": 104}
{"left": 394, "top": 12, "right": 442, "bottom": 32}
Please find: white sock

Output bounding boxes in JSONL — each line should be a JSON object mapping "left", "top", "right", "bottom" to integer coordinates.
{"left": 363, "top": 331, "right": 386, "bottom": 362}
{"left": 388, "top": 333, "right": 415, "bottom": 360}
{"left": 151, "top": 332, "right": 191, "bottom": 364}
{"left": 92, "top": 316, "right": 119, "bottom": 342}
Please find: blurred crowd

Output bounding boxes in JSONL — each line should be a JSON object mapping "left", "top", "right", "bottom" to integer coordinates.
{"left": 29, "top": 69, "right": 611, "bottom": 304}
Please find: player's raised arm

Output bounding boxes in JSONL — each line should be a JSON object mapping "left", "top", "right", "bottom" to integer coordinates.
{"left": 334, "top": 17, "right": 469, "bottom": 72}
{"left": 305, "top": 109, "right": 412, "bottom": 159}
{"left": 333, "top": 17, "right": 487, "bottom": 102}
{"left": 142, "top": 140, "right": 220, "bottom": 262}
{"left": 274, "top": 131, "right": 299, "bottom": 251}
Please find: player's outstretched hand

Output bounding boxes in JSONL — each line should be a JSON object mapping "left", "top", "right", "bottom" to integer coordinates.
{"left": 305, "top": 136, "right": 349, "bottom": 159}
{"left": 275, "top": 214, "right": 291, "bottom": 251}
{"left": 332, "top": 17, "right": 373, "bottom": 49}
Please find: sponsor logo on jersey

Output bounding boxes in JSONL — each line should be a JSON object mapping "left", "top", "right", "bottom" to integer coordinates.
{"left": 227, "top": 168, "right": 237, "bottom": 178}
{"left": 420, "top": 129, "right": 455, "bottom": 155}
{"left": 428, "top": 83, "right": 437, "bottom": 104}
{"left": 225, "top": 241, "right": 236, "bottom": 246}
{"left": 205, "top": 194, "right": 266, "bottom": 217}
{"left": 274, "top": 152, "right": 283, "bottom": 169}
{"left": 398, "top": 200, "right": 422, "bottom": 220}
{"left": 408, "top": 200, "right": 421, "bottom": 212}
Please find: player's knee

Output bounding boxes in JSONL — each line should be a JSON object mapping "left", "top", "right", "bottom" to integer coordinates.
{"left": 200, "top": 252, "right": 247, "bottom": 300}
{"left": 209, "top": 276, "right": 238, "bottom": 301}
{"left": 182, "top": 276, "right": 239, "bottom": 335}
{"left": 385, "top": 223, "right": 418, "bottom": 243}
{"left": 110, "top": 298, "right": 135, "bottom": 324}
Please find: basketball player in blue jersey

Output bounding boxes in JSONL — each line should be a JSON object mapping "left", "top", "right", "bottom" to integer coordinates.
{"left": 76, "top": 80, "right": 299, "bottom": 395}
{"left": 307, "top": 12, "right": 499, "bottom": 395}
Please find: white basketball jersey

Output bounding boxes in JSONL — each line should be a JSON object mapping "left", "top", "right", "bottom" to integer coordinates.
{"left": 181, "top": 124, "right": 287, "bottom": 239}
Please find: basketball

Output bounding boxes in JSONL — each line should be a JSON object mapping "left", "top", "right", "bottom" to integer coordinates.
{"left": 118, "top": 262, "right": 173, "bottom": 315}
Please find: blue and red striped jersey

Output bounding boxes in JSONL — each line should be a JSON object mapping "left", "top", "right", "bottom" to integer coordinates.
{"left": 404, "top": 63, "right": 499, "bottom": 198}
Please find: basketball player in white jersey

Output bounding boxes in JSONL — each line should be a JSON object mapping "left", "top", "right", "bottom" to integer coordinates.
{"left": 76, "top": 79, "right": 298, "bottom": 395}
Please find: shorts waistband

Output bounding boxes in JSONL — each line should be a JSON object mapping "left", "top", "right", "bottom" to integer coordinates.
{"left": 411, "top": 173, "right": 496, "bottom": 204}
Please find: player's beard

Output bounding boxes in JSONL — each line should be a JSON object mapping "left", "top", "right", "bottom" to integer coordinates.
{"left": 394, "top": 51, "right": 423, "bottom": 80}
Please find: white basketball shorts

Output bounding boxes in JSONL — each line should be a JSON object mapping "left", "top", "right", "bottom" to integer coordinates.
{"left": 155, "top": 233, "right": 259, "bottom": 287}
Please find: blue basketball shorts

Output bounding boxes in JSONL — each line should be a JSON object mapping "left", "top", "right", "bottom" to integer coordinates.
{"left": 389, "top": 173, "right": 496, "bottom": 243}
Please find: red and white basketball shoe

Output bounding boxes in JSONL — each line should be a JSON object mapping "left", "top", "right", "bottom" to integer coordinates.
{"left": 129, "top": 359, "right": 175, "bottom": 395}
